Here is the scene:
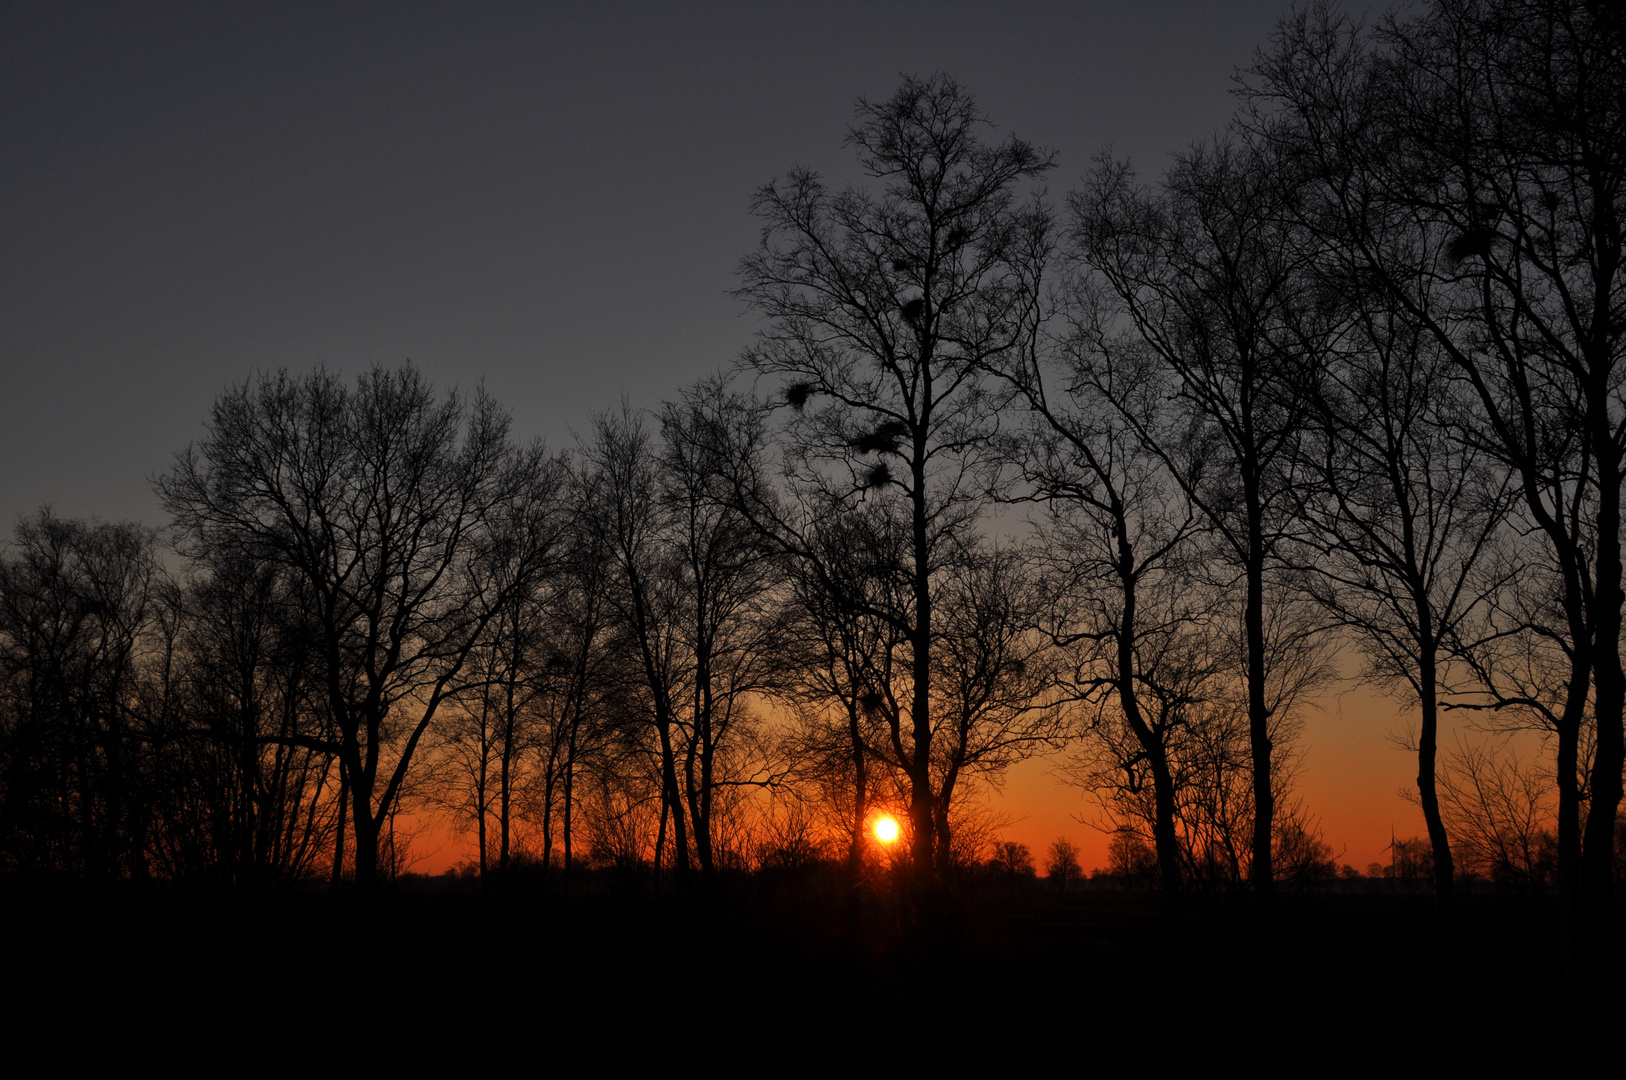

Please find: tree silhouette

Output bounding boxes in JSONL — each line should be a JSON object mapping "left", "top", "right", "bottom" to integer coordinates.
{"left": 1044, "top": 837, "right": 1082, "bottom": 889}
{"left": 1289, "top": 280, "right": 1512, "bottom": 914}
{"left": 159, "top": 365, "right": 565, "bottom": 890}
{"left": 0, "top": 510, "right": 165, "bottom": 877}
{"left": 1253, "top": 0, "right": 1626, "bottom": 959}
{"left": 166, "top": 548, "right": 339, "bottom": 883}
{"left": 991, "top": 263, "right": 1211, "bottom": 894}
{"left": 734, "top": 73, "right": 1054, "bottom": 882}
{"left": 1070, "top": 138, "right": 1331, "bottom": 901}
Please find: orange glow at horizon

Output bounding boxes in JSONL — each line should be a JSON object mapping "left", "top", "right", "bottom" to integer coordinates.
{"left": 406, "top": 684, "right": 1465, "bottom": 879}
{"left": 873, "top": 815, "right": 900, "bottom": 843}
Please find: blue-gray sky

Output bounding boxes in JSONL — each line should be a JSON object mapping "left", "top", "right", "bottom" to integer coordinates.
{"left": 2, "top": 0, "right": 1290, "bottom": 528}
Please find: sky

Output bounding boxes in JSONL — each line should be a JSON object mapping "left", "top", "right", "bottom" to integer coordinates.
{"left": 0, "top": 0, "right": 1442, "bottom": 872}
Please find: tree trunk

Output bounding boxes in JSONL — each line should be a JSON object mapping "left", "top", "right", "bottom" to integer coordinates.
{"left": 1114, "top": 536, "right": 1181, "bottom": 894}
{"left": 1148, "top": 747, "right": 1182, "bottom": 894}
{"left": 847, "top": 697, "right": 867, "bottom": 877}
{"left": 654, "top": 781, "right": 669, "bottom": 889}
{"left": 563, "top": 718, "right": 578, "bottom": 896}
{"left": 656, "top": 709, "right": 689, "bottom": 881}
{"left": 499, "top": 675, "right": 517, "bottom": 876}
{"left": 331, "top": 765, "right": 348, "bottom": 891}
{"left": 1415, "top": 638, "right": 1454, "bottom": 916}
{"left": 352, "top": 802, "right": 379, "bottom": 894}
{"left": 1556, "top": 709, "right": 1583, "bottom": 967}
{"left": 1244, "top": 467, "right": 1274, "bottom": 904}
{"left": 910, "top": 442, "right": 935, "bottom": 884}
{"left": 476, "top": 735, "right": 489, "bottom": 881}
{"left": 1583, "top": 406, "right": 1624, "bottom": 946}
{"left": 698, "top": 677, "right": 716, "bottom": 881}
{"left": 540, "top": 757, "right": 556, "bottom": 886}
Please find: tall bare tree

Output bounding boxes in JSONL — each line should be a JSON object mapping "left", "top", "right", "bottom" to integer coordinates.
{"left": 579, "top": 405, "right": 693, "bottom": 881}
{"left": 1291, "top": 285, "right": 1513, "bottom": 913}
{"left": 988, "top": 278, "right": 1209, "bottom": 893}
{"left": 1069, "top": 138, "right": 1330, "bottom": 900}
{"left": 780, "top": 504, "right": 910, "bottom": 879}
{"left": 733, "top": 73, "right": 1054, "bottom": 881}
{"left": 1252, "top": 0, "right": 1625, "bottom": 955}
{"left": 166, "top": 550, "right": 339, "bottom": 884}
{"left": 0, "top": 510, "right": 166, "bottom": 878}
{"left": 661, "top": 385, "right": 787, "bottom": 882}
{"left": 533, "top": 495, "right": 618, "bottom": 892}
{"left": 159, "top": 364, "right": 564, "bottom": 890}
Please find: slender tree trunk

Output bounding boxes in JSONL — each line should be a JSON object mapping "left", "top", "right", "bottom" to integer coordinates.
{"left": 563, "top": 718, "right": 578, "bottom": 896}
{"left": 1415, "top": 636, "right": 1454, "bottom": 916}
{"left": 1113, "top": 539, "right": 1181, "bottom": 894}
{"left": 348, "top": 713, "right": 382, "bottom": 892}
{"left": 654, "top": 781, "right": 669, "bottom": 889}
{"left": 238, "top": 687, "right": 257, "bottom": 886}
{"left": 499, "top": 674, "right": 517, "bottom": 875}
{"left": 847, "top": 697, "right": 867, "bottom": 877}
{"left": 1556, "top": 708, "right": 1584, "bottom": 967}
{"left": 331, "top": 764, "right": 348, "bottom": 891}
{"left": 936, "top": 762, "right": 960, "bottom": 862}
{"left": 1147, "top": 748, "right": 1181, "bottom": 895}
{"left": 697, "top": 677, "right": 715, "bottom": 881}
{"left": 1244, "top": 470, "right": 1274, "bottom": 904}
{"left": 910, "top": 449, "right": 935, "bottom": 884}
{"left": 656, "top": 708, "right": 689, "bottom": 881}
{"left": 1583, "top": 419, "right": 1624, "bottom": 942}
{"left": 352, "top": 804, "right": 379, "bottom": 893}
{"left": 1552, "top": 529, "right": 1594, "bottom": 970}
{"left": 540, "top": 757, "right": 556, "bottom": 885}
{"left": 476, "top": 734, "right": 489, "bottom": 881}
{"left": 684, "top": 703, "right": 710, "bottom": 881}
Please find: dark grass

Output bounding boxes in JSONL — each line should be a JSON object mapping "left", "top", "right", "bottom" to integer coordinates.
{"left": 3, "top": 870, "right": 1607, "bottom": 1054}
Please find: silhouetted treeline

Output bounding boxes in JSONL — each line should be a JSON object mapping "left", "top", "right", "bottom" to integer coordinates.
{"left": 1, "top": 1, "right": 1621, "bottom": 976}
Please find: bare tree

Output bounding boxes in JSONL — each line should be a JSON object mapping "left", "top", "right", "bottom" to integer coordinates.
{"left": 1044, "top": 837, "right": 1082, "bottom": 889}
{"left": 779, "top": 504, "right": 908, "bottom": 879}
{"left": 165, "top": 550, "right": 339, "bottom": 884}
{"left": 579, "top": 404, "right": 695, "bottom": 883}
{"left": 1437, "top": 734, "right": 1558, "bottom": 887}
{"left": 1069, "top": 137, "right": 1331, "bottom": 900}
{"left": 158, "top": 364, "right": 564, "bottom": 890}
{"left": 990, "top": 274, "right": 1210, "bottom": 893}
{"left": 0, "top": 510, "right": 166, "bottom": 878}
{"left": 660, "top": 385, "right": 788, "bottom": 883}
{"left": 432, "top": 579, "right": 549, "bottom": 882}
{"left": 1291, "top": 287, "right": 1514, "bottom": 913}
{"left": 989, "top": 839, "right": 1037, "bottom": 878}
{"left": 1252, "top": 0, "right": 1626, "bottom": 956}
{"left": 531, "top": 496, "right": 619, "bottom": 893}
{"left": 732, "top": 73, "right": 1054, "bottom": 882}
{"left": 928, "top": 545, "right": 1066, "bottom": 859}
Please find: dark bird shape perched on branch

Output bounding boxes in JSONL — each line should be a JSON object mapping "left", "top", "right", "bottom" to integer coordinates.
{"left": 863, "top": 463, "right": 894, "bottom": 489}
{"left": 1446, "top": 227, "right": 1496, "bottom": 263}
{"left": 851, "top": 419, "right": 909, "bottom": 455}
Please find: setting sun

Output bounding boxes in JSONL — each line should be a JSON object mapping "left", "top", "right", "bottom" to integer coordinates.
{"left": 873, "top": 816, "right": 899, "bottom": 844}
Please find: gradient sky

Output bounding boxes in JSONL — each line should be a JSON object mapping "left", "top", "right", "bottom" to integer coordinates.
{"left": 1, "top": 0, "right": 1440, "bottom": 872}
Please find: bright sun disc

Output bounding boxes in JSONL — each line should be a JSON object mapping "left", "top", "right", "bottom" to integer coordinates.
{"left": 873, "top": 816, "right": 899, "bottom": 843}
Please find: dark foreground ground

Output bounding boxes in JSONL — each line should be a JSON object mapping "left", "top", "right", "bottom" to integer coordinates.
{"left": 4, "top": 870, "right": 1615, "bottom": 1057}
